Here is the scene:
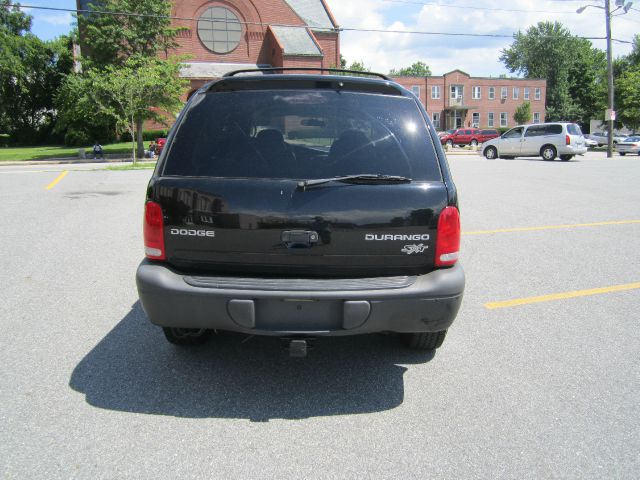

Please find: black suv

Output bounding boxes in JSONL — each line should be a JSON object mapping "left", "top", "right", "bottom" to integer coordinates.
{"left": 136, "top": 69, "right": 464, "bottom": 355}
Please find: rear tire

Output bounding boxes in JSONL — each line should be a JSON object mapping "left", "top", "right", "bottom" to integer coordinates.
{"left": 446, "top": 139, "right": 454, "bottom": 147}
{"left": 541, "top": 145, "right": 557, "bottom": 161}
{"left": 470, "top": 139, "right": 478, "bottom": 147}
{"left": 560, "top": 154, "right": 574, "bottom": 161}
{"left": 403, "top": 330, "right": 447, "bottom": 350}
{"left": 163, "top": 327, "right": 211, "bottom": 346}
{"left": 619, "top": 152, "right": 626, "bottom": 156}
{"left": 484, "top": 146, "right": 497, "bottom": 159}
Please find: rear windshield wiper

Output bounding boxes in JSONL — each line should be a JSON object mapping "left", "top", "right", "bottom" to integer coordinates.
{"left": 297, "top": 174, "right": 411, "bottom": 190}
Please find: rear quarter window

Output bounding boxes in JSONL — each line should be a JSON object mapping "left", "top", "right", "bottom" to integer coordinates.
{"left": 162, "top": 90, "right": 442, "bottom": 181}
{"left": 567, "top": 124, "right": 583, "bottom": 135}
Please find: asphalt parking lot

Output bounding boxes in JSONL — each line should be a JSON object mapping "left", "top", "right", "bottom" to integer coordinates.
{"left": 1, "top": 151, "right": 639, "bottom": 478}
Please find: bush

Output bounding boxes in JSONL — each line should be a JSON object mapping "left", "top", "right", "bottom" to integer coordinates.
{"left": 0, "top": 134, "right": 10, "bottom": 147}
{"left": 144, "top": 129, "right": 169, "bottom": 141}
{"left": 121, "top": 129, "right": 170, "bottom": 142}
{"left": 64, "top": 129, "right": 91, "bottom": 147}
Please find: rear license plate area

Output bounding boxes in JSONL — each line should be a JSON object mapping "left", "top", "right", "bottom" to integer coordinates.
{"left": 255, "top": 299, "right": 342, "bottom": 331}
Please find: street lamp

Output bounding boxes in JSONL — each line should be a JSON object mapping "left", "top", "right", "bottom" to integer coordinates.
{"left": 577, "top": 0, "right": 633, "bottom": 158}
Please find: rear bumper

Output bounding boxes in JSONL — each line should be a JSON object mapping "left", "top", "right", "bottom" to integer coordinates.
{"left": 136, "top": 261, "right": 465, "bottom": 336}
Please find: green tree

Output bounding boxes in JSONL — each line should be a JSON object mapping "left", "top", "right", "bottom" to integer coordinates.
{"left": 71, "top": 0, "right": 185, "bottom": 156}
{"left": 389, "top": 61, "right": 432, "bottom": 77}
{"left": 0, "top": 2, "right": 74, "bottom": 142}
{"left": 500, "top": 21, "right": 605, "bottom": 124}
{"left": 513, "top": 101, "right": 532, "bottom": 124}
{"left": 346, "top": 60, "right": 370, "bottom": 72}
{"left": 78, "top": 0, "right": 181, "bottom": 68}
{"left": 54, "top": 70, "right": 118, "bottom": 145}
{"left": 616, "top": 68, "right": 640, "bottom": 133}
{"left": 85, "top": 56, "right": 187, "bottom": 162}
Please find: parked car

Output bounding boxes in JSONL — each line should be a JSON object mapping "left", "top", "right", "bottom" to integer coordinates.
{"left": 615, "top": 136, "right": 640, "bottom": 156}
{"left": 481, "top": 122, "right": 587, "bottom": 161}
{"left": 440, "top": 128, "right": 482, "bottom": 147}
{"left": 584, "top": 136, "right": 598, "bottom": 148}
{"left": 136, "top": 69, "right": 465, "bottom": 355}
{"left": 478, "top": 129, "right": 500, "bottom": 143}
{"left": 438, "top": 129, "right": 456, "bottom": 138}
{"left": 588, "top": 131, "right": 628, "bottom": 146}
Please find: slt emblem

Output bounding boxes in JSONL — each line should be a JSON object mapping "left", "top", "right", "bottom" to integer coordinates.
{"left": 401, "top": 243, "right": 428, "bottom": 255}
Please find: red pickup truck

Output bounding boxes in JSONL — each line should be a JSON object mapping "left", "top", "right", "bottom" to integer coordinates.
{"left": 440, "top": 128, "right": 499, "bottom": 147}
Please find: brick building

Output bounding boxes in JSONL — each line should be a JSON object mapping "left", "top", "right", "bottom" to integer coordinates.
{"left": 393, "top": 70, "right": 547, "bottom": 131}
{"left": 77, "top": 0, "right": 340, "bottom": 97}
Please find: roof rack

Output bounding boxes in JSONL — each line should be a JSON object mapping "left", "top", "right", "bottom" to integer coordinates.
{"left": 223, "top": 67, "right": 390, "bottom": 81}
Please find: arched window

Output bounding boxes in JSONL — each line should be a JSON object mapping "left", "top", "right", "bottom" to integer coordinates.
{"left": 197, "top": 7, "right": 242, "bottom": 54}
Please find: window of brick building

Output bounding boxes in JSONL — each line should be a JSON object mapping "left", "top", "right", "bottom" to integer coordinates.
{"left": 500, "top": 112, "right": 507, "bottom": 127}
{"left": 535, "top": 87, "right": 541, "bottom": 100}
{"left": 488, "top": 87, "right": 495, "bottom": 100}
{"left": 431, "top": 85, "right": 440, "bottom": 99}
{"left": 501, "top": 87, "right": 508, "bottom": 99}
{"left": 432, "top": 112, "right": 440, "bottom": 129}
{"left": 472, "top": 112, "right": 479, "bottom": 127}
{"left": 533, "top": 112, "right": 541, "bottom": 123}
{"left": 513, "top": 87, "right": 519, "bottom": 100}
{"left": 412, "top": 86, "right": 421, "bottom": 97}
{"left": 472, "top": 86, "right": 481, "bottom": 99}
{"left": 197, "top": 7, "right": 242, "bottom": 54}
{"left": 488, "top": 112, "right": 494, "bottom": 127}
{"left": 524, "top": 87, "right": 530, "bottom": 100}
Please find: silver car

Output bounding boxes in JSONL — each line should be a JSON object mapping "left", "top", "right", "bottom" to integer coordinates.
{"left": 589, "top": 131, "right": 628, "bottom": 146}
{"left": 481, "top": 122, "right": 587, "bottom": 161}
{"left": 615, "top": 136, "right": 640, "bottom": 156}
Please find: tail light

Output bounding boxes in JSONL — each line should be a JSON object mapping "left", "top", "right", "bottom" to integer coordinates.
{"left": 566, "top": 134, "right": 571, "bottom": 145}
{"left": 435, "top": 206, "right": 460, "bottom": 267}
{"left": 144, "top": 201, "right": 166, "bottom": 260}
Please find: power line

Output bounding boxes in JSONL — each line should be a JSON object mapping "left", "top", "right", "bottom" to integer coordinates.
{"left": 382, "top": 0, "right": 603, "bottom": 14}
{"left": 384, "top": 0, "right": 640, "bottom": 23}
{"left": 13, "top": 4, "right": 634, "bottom": 44}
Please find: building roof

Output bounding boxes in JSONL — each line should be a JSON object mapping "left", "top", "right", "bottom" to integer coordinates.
{"left": 180, "top": 62, "right": 270, "bottom": 78}
{"left": 270, "top": 26, "right": 322, "bottom": 56}
{"left": 284, "top": 0, "right": 335, "bottom": 30}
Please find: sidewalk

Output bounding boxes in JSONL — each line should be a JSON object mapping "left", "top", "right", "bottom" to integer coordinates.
{"left": 445, "top": 148, "right": 481, "bottom": 156}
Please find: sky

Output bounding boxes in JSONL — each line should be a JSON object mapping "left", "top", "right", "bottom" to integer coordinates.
{"left": 24, "top": 0, "right": 640, "bottom": 77}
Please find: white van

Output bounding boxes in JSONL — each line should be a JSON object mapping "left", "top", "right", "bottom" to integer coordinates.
{"left": 481, "top": 122, "right": 587, "bottom": 161}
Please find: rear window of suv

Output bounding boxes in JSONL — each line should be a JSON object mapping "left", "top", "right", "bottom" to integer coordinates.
{"left": 162, "top": 90, "right": 442, "bottom": 181}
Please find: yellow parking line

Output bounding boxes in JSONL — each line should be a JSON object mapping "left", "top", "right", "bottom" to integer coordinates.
{"left": 464, "top": 219, "right": 640, "bottom": 235}
{"left": 45, "top": 170, "right": 68, "bottom": 190}
{"left": 485, "top": 282, "right": 640, "bottom": 309}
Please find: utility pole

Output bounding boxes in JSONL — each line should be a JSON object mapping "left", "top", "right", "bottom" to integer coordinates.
{"left": 577, "top": 1, "right": 633, "bottom": 158}
{"left": 605, "top": 0, "right": 614, "bottom": 158}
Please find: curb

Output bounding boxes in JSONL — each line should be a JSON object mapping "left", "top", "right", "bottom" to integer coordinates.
{"left": 446, "top": 151, "right": 481, "bottom": 156}
{"left": 0, "top": 157, "right": 135, "bottom": 167}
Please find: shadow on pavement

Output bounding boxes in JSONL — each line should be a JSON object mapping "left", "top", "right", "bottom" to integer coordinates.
{"left": 69, "top": 302, "right": 435, "bottom": 421}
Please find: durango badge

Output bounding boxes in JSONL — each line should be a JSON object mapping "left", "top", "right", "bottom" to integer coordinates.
{"left": 401, "top": 243, "right": 428, "bottom": 255}
{"left": 365, "top": 234, "right": 430, "bottom": 241}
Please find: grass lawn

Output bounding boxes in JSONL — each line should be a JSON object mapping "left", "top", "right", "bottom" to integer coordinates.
{"left": 0, "top": 142, "right": 134, "bottom": 162}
